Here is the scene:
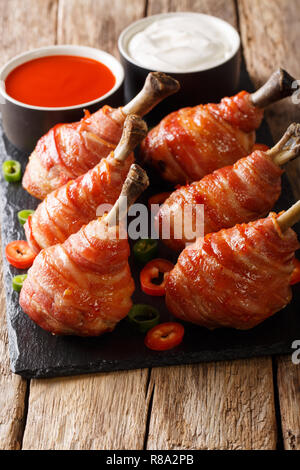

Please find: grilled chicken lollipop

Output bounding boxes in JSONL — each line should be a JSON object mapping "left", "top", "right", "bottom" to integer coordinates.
{"left": 20, "top": 164, "right": 149, "bottom": 336}
{"left": 166, "top": 201, "right": 300, "bottom": 330}
{"left": 25, "top": 114, "right": 147, "bottom": 254}
{"left": 157, "top": 123, "right": 300, "bottom": 251}
{"left": 23, "top": 72, "right": 179, "bottom": 200}
{"left": 141, "top": 69, "right": 297, "bottom": 184}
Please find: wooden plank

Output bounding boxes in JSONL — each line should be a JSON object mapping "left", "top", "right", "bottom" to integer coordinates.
{"left": 147, "top": 0, "right": 237, "bottom": 27}
{"left": 0, "top": 0, "right": 58, "bottom": 450}
{"left": 0, "top": 0, "right": 58, "bottom": 65}
{"left": 22, "top": 0, "right": 150, "bottom": 450}
{"left": 238, "top": 0, "right": 300, "bottom": 199}
{"left": 277, "top": 355, "right": 300, "bottom": 450}
{"left": 57, "top": 0, "right": 146, "bottom": 58}
{"left": 22, "top": 370, "right": 151, "bottom": 449}
{"left": 147, "top": 359, "right": 277, "bottom": 450}
{"left": 144, "top": 0, "right": 277, "bottom": 451}
{"left": 238, "top": 0, "right": 300, "bottom": 449}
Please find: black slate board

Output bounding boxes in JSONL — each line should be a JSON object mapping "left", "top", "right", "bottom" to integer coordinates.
{"left": 1, "top": 65, "right": 300, "bottom": 379}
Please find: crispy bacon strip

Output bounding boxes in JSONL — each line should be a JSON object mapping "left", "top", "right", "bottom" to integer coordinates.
{"left": 166, "top": 214, "right": 300, "bottom": 330}
{"left": 25, "top": 153, "right": 132, "bottom": 253}
{"left": 22, "top": 107, "right": 123, "bottom": 200}
{"left": 20, "top": 164, "right": 149, "bottom": 336}
{"left": 157, "top": 123, "right": 300, "bottom": 251}
{"left": 20, "top": 221, "right": 134, "bottom": 335}
{"left": 157, "top": 150, "right": 282, "bottom": 251}
{"left": 141, "top": 69, "right": 296, "bottom": 185}
{"left": 141, "top": 92, "right": 261, "bottom": 184}
{"left": 24, "top": 115, "right": 147, "bottom": 253}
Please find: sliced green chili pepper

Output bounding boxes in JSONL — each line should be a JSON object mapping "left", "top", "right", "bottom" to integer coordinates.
{"left": 133, "top": 239, "right": 158, "bottom": 265}
{"left": 18, "top": 209, "right": 34, "bottom": 226}
{"left": 12, "top": 274, "right": 27, "bottom": 293}
{"left": 2, "top": 160, "right": 22, "bottom": 183}
{"left": 128, "top": 304, "right": 160, "bottom": 333}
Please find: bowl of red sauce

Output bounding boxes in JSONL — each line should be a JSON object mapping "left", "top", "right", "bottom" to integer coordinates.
{"left": 0, "top": 45, "right": 124, "bottom": 151}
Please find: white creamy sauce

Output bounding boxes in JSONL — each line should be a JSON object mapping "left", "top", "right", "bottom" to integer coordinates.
{"left": 128, "top": 16, "right": 235, "bottom": 73}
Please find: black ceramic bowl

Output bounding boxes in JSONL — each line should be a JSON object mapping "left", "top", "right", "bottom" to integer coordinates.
{"left": 0, "top": 45, "right": 124, "bottom": 152}
{"left": 118, "top": 12, "right": 241, "bottom": 124}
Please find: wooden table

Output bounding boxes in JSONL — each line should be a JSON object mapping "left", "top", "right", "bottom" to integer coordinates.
{"left": 0, "top": 0, "right": 300, "bottom": 451}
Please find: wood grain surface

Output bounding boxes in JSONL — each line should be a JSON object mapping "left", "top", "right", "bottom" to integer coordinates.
{"left": 277, "top": 355, "right": 300, "bottom": 450}
{"left": 22, "top": 370, "right": 151, "bottom": 450}
{"left": 147, "top": 0, "right": 237, "bottom": 26}
{"left": 0, "top": 0, "right": 299, "bottom": 451}
{"left": 57, "top": 0, "right": 146, "bottom": 57}
{"left": 147, "top": 360, "right": 277, "bottom": 450}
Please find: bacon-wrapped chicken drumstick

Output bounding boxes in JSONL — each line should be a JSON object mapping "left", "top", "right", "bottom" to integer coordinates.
{"left": 141, "top": 69, "right": 297, "bottom": 184}
{"left": 157, "top": 123, "right": 300, "bottom": 251}
{"left": 25, "top": 114, "right": 147, "bottom": 253}
{"left": 20, "top": 164, "right": 149, "bottom": 336}
{"left": 23, "top": 72, "right": 179, "bottom": 200}
{"left": 166, "top": 201, "right": 300, "bottom": 329}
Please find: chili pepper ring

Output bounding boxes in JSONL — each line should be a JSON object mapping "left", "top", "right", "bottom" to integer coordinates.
{"left": 12, "top": 274, "right": 28, "bottom": 292}
{"left": 5, "top": 240, "right": 36, "bottom": 269}
{"left": 133, "top": 239, "right": 158, "bottom": 265}
{"left": 140, "top": 258, "right": 174, "bottom": 296}
{"left": 2, "top": 160, "right": 22, "bottom": 183}
{"left": 145, "top": 322, "right": 185, "bottom": 351}
{"left": 128, "top": 304, "right": 160, "bottom": 333}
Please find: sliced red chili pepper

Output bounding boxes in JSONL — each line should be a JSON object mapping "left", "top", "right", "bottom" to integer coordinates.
{"left": 253, "top": 143, "right": 270, "bottom": 152}
{"left": 290, "top": 258, "right": 300, "bottom": 285}
{"left": 140, "top": 258, "right": 174, "bottom": 296}
{"left": 148, "top": 192, "right": 171, "bottom": 207}
{"left": 5, "top": 240, "right": 36, "bottom": 269}
{"left": 145, "top": 322, "right": 185, "bottom": 351}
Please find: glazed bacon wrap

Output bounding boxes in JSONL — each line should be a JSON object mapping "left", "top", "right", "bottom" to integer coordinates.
{"left": 166, "top": 214, "right": 299, "bottom": 330}
{"left": 20, "top": 220, "right": 134, "bottom": 336}
{"left": 25, "top": 151, "right": 133, "bottom": 253}
{"left": 141, "top": 68, "right": 297, "bottom": 184}
{"left": 141, "top": 91, "right": 263, "bottom": 184}
{"left": 22, "top": 106, "right": 125, "bottom": 200}
{"left": 157, "top": 150, "right": 283, "bottom": 251}
{"left": 24, "top": 114, "right": 148, "bottom": 253}
{"left": 20, "top": 163, "right": 150, "bottom": 336}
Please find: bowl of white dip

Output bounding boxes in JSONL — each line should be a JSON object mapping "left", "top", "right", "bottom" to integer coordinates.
{"left": 118, "top": 12, "right": 240, "bottom": 121}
